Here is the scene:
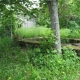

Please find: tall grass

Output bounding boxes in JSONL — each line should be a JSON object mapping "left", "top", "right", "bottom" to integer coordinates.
{"left": 15, "top": 27, "right": 80, "bottom": 39}
{"left": 60, "top": 28, "right": 80, "bottom": 38}
{"left": 15, "top": 27, "right": 52, "bottom": 38}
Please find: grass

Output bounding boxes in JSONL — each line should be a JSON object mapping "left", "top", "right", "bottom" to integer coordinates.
{"left": 15, "top": 27, "right": 52, "bottom": 38}
{"left": 15, "top": 27, "right": 80, "bottom": 39}
{"left": 60, "top": 28, "right": 71, "bottom": 38}
{"left": 60, "top": 28, "right": 80, "bottom": 38}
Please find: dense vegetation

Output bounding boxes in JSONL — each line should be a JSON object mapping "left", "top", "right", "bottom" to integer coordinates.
{"left": 15, "top": 27, "right": 80, "bottom": 39}
{"left": 0, "top": 37, "right": 80, "bottom": 80}
{"left": 0, "top": 29, "right": 80, "bottom": 80}
{"left": 15, "top": 27, "right": 52, "bottom": 38}
{"left": 0, "top": 0, "right": 80, "bottom": 80}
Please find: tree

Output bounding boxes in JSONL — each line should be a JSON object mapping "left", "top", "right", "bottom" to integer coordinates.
{"left": 0, "top": 0, "right": 33, "bottom": 38}
{"left": 46, "top": 0, "right": 61, "bottom": 53}
{"left": 0, "top": 0, "right": 62, "bottom": 53}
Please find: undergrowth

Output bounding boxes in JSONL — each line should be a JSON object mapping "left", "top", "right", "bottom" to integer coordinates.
{"left": 0, "top": 37, "right": 80, "bottom": 80}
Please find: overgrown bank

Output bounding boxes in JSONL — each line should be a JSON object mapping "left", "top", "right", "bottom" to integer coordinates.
{"left": 0, "top": 37, "right": 80, "bottom": 80}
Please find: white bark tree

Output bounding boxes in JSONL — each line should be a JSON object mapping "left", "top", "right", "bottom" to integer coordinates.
{"left": 47, "top": 0, "right": 61, "bottom": 53}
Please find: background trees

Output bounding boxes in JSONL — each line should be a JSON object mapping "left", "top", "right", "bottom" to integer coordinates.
{"left": 36, "top": 0, "right": 80, "bottom": 28}
{"left": 0, "top": 0, "right": 80, "bottom": 28}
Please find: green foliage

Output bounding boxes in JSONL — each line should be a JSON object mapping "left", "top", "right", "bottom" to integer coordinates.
{"left": 17, "top": 27, "right": 80, "bottom": 39}
{"left": 36, "top": 4, "right": 50, "bottom": 27}
{"left": 15, "top": 27, "right": 52, "bottom": 38}
{"left": 58, "top": 0, "right": 80, "bottom": 28}
{"left": 60, "top": 28, "right": 80, "bottom": 38}
{"left": 69, "top": 29, "right": 80, "bottom": 38}
{"left": 0, "top": 0, "right": 80, "bottom": 79}
{"left": 0, "top": 0, "right": 80, "bottom": 29}
{"left": 0, "top": 36, "right": 79, "bottom": 80}
{"left": 0, "top": 36, "right": 21, "bottom": 58}
{"left": 0, "top": 39, "right": 80, "bottom": 80}
{"left": 0, "top": 9, "right": 18, "bottom": 38}
{"left": 0, "top": 37, "right": 12, "bottom": 56}
{"left": 36, "top": 0, "right": 80, "bottom": 28}
{"left": 26, "top": 47, "right": 80, "bottom": 80}
{"left": 26, "top": 34, "right": 55, "bottom": 67}
{"left": 60, "top": 29, "right": 71, "bottom": 38}
{"left": 15, "top": 27, "right": 80, "bottom": 39}
{"left": 68, "top": 21, "right": 79, "bottom": 29}
{"left": 62, "top": 47, "right": 78, "bottom": 60}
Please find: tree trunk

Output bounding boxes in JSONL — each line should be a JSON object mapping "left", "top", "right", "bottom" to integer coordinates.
{"left": 47, "top": 0, "right": 61, "bottom": 53}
